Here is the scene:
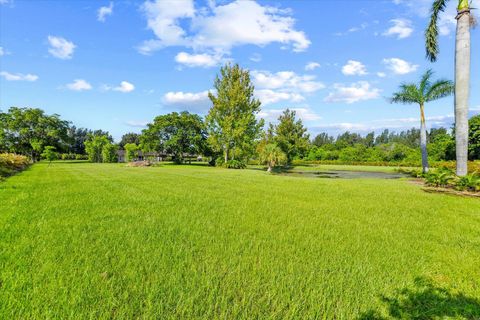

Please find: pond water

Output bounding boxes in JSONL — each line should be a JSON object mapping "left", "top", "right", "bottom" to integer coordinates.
{"left": 278, "top": 170, "right": 406, "bottom": 180}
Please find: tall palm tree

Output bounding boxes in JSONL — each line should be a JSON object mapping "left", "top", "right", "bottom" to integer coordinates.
{"left": 391, "top": 70, "right": 454, "bottom": 173}
{"left": 425, "top": 0, "right": 472, "bottom": 176}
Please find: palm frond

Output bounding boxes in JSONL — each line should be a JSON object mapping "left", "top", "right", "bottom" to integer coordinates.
{"left": 425, "top": 0, "right": 449, "bottom": 62}
{"left": 390, "top": 84, "right": 420, "bottom": 104}
{"left": 425, "top": 79, "right": 454, "bottom": 102}
{"left": 420, "top": 69, "right": 434, "bottom": 95}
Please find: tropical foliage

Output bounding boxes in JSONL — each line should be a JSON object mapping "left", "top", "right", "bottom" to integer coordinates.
{"left": 390, "top": 69, "right": 454, "bottom": 172}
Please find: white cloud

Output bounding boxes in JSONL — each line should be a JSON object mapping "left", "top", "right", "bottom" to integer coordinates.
{"left": 0, "top": 71, "right": 38, "bottom": 81}
{"left": 335, "top": 22, "right": 368, "bottom": 36}
{"left": 258, "top": 107, "right": 322, "bottom": 122}
{"left": 162, "top": 90, "right": 212, "bottom": 112}
{"left": 324, "top": 81, "right": 380, "bottom": 104}
{"left": 305, "top": 62, "right": 320, "bottom": 71}
{"left": 97, "top": 2, "right": 113, "bottom": 22}
{"left": 125, "top": 120, "right": 149, "bottom": 128}
{"left": 255, "top": 89, "right": 304, "bottom": 105}
{"left": 0, "top": 47, "right": 4, "bottom": 56}
{"left": 377, "top": 72, "right": 387, "bottom": 78}
{"left": 114, "top": 81, "right": 135, "bottom": 93}
{"left": 382, "top": 58, "right": 418, "bottom": 75}
{"left": 252, "top": 70, "right": 325, "bottom": 93}
{"left": 65, "top": 79, "right": 92, "bottom": 91}
{"left": 139, "top": 0, "right": 310, "bottom": 55}
{"left": 103, "top": 81, "right": 135, "bottom": 93}
{"left": 47, "top": 36, "right": 76, "bottom": 59}
{"left": 250, "top": 53, "right": 262, "bottom": 62}
{"left": 174, "top": 51, "right": 222, "bottom": 68}
{"left": 251, "top": 70, "right": 324, "bottom": 105}
{"left": 383, "top": 19, "right": 413, "bottom": 39}
{"left": 342, "top": 60, "right": 367, "bottom": 76}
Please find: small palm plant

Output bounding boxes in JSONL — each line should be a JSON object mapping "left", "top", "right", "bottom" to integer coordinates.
{"left": 259, "top": 143, "right": 287, "bottom": 173}
{"left": 390, "top": 70, "right": 454, "bottom": 173}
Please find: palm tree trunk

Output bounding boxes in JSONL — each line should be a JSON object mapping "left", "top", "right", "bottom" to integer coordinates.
{"left": 454, "top": 3, "right": 470, "bottom": 176}
{"left": 419, "top": 104, "right": 429, "bottom": 173}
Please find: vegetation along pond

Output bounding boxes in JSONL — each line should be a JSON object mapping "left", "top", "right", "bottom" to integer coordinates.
{"left": 279, "top": 170, "right": 407, "bottom": 179}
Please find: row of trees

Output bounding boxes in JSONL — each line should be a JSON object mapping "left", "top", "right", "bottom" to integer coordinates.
{"left": 0, "top": 107, "right": 116, "bottom": 162}
{"left": 307, "top": 116, "right": 480, "bottom": 164}
{"left": 2, "top": 62, "right": 478, "bottom": 171}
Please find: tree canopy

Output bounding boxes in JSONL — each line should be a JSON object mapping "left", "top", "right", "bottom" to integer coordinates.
{"left": 140, "top": 111, "right": 207, "bottom": 163}
{"left": 0, "top": 107, "right": 70, "bottom": 161}
{"left": 206, "top": 63, "right": 264, "bottom": 163}
{"left": 269, "top": 109, "right": 309, "bottom": 163}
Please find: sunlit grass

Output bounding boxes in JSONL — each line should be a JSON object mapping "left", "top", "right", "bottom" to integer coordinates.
{"left": 0, "top": 162, "right": 479, "bottom": 318}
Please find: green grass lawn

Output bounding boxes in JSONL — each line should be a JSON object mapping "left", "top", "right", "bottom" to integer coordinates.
{"left": 1, "top": 162, "right": 479, "bottom": 319}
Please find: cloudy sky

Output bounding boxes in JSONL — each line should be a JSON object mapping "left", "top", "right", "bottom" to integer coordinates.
{"left": 0, "top": 0, "right": 478, "bottom": 141}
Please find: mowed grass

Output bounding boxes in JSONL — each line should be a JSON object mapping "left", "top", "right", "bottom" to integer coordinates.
{"left": 1, "top": 162, "right": 479, "bottom": 319}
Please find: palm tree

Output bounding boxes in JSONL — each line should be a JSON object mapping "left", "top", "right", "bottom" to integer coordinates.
{"left": 391, "top": 70, "right": 454, "bottom": 173}
{"left": 259, "top": 143, "right": 287, "bottom": 173}
{"left": 425, "top": 0, "right": 472, "bottom": 176}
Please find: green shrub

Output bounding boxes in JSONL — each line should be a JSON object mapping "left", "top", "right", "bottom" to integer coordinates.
{"left": 223, "top": 159, "right": 246, "bottom": 169}
{"left": 76, "top": 154, "right": 88, "bottom": 160}
{"left": 454, "top": 173, "right": 480, "bottom": 192}
{"left": 424, "top": 168, "right": 455, "bottom": 188}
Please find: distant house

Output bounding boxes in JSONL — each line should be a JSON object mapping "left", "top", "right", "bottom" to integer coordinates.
{"left": 116, "top": 150, "right": 204, "bottom": 163}
{"left": 116, "top": 150, "right": 164, "bottom": 163}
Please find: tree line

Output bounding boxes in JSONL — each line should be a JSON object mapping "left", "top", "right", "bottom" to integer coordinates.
{"left": 1, "top": 63, "right": 479, "bottom": 170}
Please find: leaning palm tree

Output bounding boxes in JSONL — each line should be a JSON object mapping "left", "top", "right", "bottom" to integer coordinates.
{"left": 391, "top": 70, "right": 454, "bottom": 173}
{"left": 425, "top": 0, "right": 473, "bottom": 176}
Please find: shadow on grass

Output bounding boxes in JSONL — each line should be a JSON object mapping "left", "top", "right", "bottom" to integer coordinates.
{"left": 359, "top": 277, "right": 480, "bottom": 319}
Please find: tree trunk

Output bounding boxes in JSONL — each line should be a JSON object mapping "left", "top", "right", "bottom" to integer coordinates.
{"left": 224, "top": 146, "right": 228, "bottom": 163}
{"left": 419, "top": 104, "right": 429, "bottom": 173}
{"left": 454, "top": 5, "right": 470, "bottom": 176}
{"left": 267, "top": 164, "right": 272, "bottom": 173}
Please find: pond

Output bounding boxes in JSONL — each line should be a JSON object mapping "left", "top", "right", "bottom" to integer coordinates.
{"left": 278, "top": 170, "right": 406, "bottom": 180}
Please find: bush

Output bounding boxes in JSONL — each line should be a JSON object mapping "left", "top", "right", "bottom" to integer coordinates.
{"left": 75, "top": 154, "right": 88, "bottom": 160}
{"left": 454, "top": 173, "right": 480, "bottom": 192}
{"left": 223, "top": 159, "right": 246, "bottom": 169}
{"left": 423, "top": 168, "right": 455, "bottom": 188}
{"left": 0, "top": 153, "right": 30, "bottom": 178}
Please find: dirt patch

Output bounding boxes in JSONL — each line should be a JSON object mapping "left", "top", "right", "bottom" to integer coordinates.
{"left": 126, "top": 161, "right": 151, "bottom": 167}
{"left": 421, "top": 187, "right": 480, "bottom": 198}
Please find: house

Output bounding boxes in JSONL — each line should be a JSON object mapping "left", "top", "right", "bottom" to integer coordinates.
{"left": 116, "top": 150, "right": 165, "bottom": 163}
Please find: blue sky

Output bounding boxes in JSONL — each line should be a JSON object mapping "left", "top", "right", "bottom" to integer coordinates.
{"left": 1, "top": 0, "right": 479, "bottom": 141}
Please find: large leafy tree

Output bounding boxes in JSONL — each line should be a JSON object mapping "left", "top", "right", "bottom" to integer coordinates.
{"left": 84, "top": 134, "right": 113, "bottom": 163}
{"left": 312, "top": 132, "right": 334, "bottom": 147}
{"left": 425, "top": 0, "right": 473, "bottom": 175}
{"left": 140, "top": 111, "right": 207, "bottom": 163}
{"left": 270, "top": 109, "right": 309, "bottom": 164}
{"left": 66, "top": 126, "right": 90, "bottom": 154}
{"left": 0, "top": 107, "right": 70, "bottom": 161}
{"left": 119, "top": 133, "right": 140, "bottom": 149}
{"left": 391, "top": 70, "right": 454, "bottom": 173}
{"left": 206, "top": 64, "right": 264, "bottom": 163}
